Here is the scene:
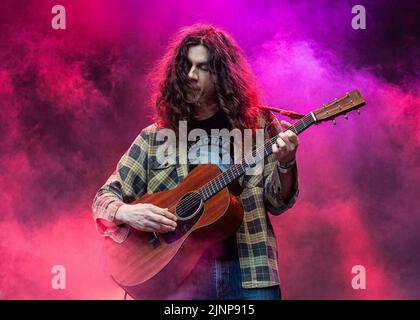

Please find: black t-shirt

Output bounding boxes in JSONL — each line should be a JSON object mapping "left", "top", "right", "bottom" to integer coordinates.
{"left": 187, "top": 110, "right": 238, "bottom": 260}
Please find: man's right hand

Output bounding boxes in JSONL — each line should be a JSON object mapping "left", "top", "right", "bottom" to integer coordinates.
{"left": 115, "top": 203, "right": 177, "bottom": 233}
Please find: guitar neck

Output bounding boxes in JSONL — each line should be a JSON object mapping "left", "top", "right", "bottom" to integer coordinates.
{"left": 198, "top": 113, "right": 316, "bottom": 200}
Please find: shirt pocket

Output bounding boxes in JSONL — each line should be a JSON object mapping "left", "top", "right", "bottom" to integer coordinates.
{"left": 147, "top": 161, "right": 179, "bottom": 194}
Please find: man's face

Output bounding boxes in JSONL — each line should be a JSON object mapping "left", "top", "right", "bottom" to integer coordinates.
{"left": 186, "top": 45, "right": 216, "bottom": 104}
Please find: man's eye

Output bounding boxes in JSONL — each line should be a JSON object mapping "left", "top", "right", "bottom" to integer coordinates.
{"left": 200, "top": 65, "right": 209, "bottom": 71}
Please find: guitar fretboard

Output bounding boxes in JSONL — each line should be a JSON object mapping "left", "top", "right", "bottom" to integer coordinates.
{"left": 198, "top": 113, "right": 315, "bottom": 200}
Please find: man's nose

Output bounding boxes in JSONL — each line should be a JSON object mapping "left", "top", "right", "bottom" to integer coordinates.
{"left": 188, "top": 66, "right": 198, "bottom": 80}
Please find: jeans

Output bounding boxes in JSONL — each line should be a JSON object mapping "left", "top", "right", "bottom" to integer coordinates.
{"left": 166, "top": 255, "right": 281, "bottom": 300}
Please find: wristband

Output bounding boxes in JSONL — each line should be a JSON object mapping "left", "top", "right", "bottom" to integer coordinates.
{"left": 277, "top": 158, "right": 296, "bottom": 174}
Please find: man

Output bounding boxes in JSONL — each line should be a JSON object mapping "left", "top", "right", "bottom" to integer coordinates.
{"left": 92, "top": 24, "right": 299, "bottom": 300}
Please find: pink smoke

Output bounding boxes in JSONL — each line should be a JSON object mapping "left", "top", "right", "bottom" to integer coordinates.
{"left": 1, "top": 0, "right": 419, "bottom": 299}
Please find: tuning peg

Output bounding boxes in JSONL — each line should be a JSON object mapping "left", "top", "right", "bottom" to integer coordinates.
{"left": 344, "top": 114, "right": 348, "bottom": 120}
{"left": 357, "top": 109, "right": 361, "bottom": 115}
{"left": 332, "top": 119, "right": 337, "bottom": 125}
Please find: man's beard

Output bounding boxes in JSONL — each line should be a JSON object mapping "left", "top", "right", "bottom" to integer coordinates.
{"left": 186, "top": 85, "right": 205, "bottom": 106}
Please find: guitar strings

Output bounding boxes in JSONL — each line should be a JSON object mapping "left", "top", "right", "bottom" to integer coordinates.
{"left": 176, "top": 138, "right": 273, "bottom": 212}
{"left": 173, "top": 117, "right": 309, "bottom": 214}
{"left": 172, "top": 114, "right": 314, "bottom": 215}
{"left": 172, "top": 133, "right": 286, "bottom": 215}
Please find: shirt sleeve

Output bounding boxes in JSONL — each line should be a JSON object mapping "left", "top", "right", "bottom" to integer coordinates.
{"left": 91, "top": 128, "right": 150, "bottom": 243}
{"left": 263, "top": 114, "right": 299, "bottom": 215}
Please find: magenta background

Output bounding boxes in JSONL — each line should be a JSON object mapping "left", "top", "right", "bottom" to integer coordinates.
{"left": 0, "top": 0, "right": 419, "bottom": 299}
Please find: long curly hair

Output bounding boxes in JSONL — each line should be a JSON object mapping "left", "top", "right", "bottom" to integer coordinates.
{"left": 150, "top": 24, "right": 261, "bottom": 131}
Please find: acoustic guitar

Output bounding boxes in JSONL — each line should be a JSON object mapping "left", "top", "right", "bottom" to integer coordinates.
{"left": 105, "top": 90, "right": 366, "bottom": 299}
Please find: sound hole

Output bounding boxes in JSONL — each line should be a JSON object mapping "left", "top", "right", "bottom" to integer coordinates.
{"left": 161, "top": 191, "right": 203, "bottom": 244}
{"left": 176, "top": 192, "right": 203, "bottom": 220}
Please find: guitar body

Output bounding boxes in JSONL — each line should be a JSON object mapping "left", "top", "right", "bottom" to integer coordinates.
{"left": 105, "top": 164, "right": 244, "bottom": 299}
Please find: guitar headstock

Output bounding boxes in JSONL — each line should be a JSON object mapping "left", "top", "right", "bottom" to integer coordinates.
{"left": 313, "top": 90, "right": 366, "bottom": 123}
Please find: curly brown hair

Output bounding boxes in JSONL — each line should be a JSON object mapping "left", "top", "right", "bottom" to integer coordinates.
{"left": 150, "top": 24, "right": 261, "bottom": 131}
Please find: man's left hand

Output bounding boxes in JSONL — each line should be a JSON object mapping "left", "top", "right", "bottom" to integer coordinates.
{"left": 272, "top": 120, "right": 299, "bottom": 163}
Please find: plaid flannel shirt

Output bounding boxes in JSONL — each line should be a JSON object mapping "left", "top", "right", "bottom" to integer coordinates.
{"left": 92, "top": 111, "right": 299, "bottom": 288}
